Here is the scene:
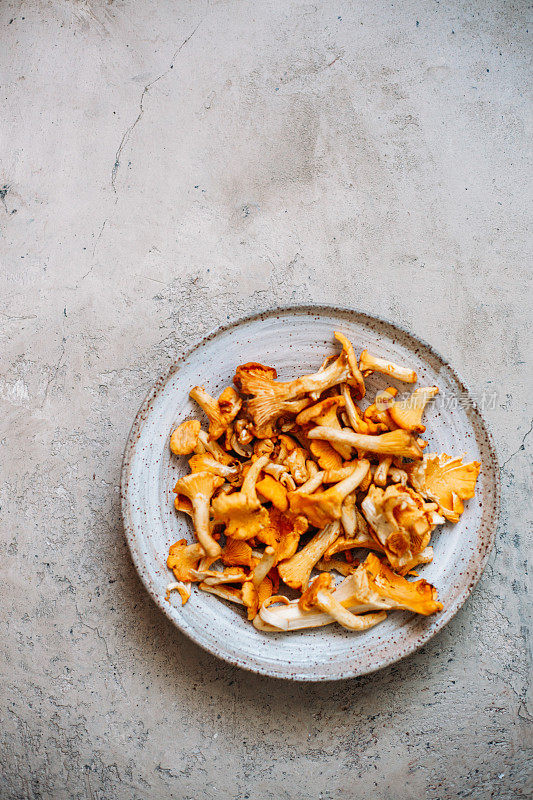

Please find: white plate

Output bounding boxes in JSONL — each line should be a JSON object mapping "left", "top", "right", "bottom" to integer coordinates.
{"left": 121, "top": 306, "right": 499, "bottom": 680}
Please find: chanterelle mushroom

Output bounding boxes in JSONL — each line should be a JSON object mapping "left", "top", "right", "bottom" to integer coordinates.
{"left": 388, "top": 386, "right": 439, "bottom": 433}
{"left": 257, "top": 548, "right": 442, "bottom": 631}
{"left": 234, "top": 332, "right": 365, "bottom": 435}
{"left": 258, "top": 571, "right": 391, "bottom": 632}
{"left": 307, "top": 427, "right": 424, "bottom": 460}
{"left": 166, "top": 580, "right": 192, "bottom": 606}
{"left": 173, "top": 472, "right": 225, "bottom": 558}
{"left": 297, "top": 396, "right": 351, "bottom": 460}
{"left": 256, "top": 474, "right": 289, "bottom": 511}
{"left": 352, "top": 552, "right": 443, "bottom": 615}
{"left": 359, "top": 350, "right": 417, "bottom": 383}
{"left": 241, "top": 574, "right": 275, "bottom": 620}
{"left": 323, "top": 527, "right": 384, "bottom": 558}
{"left": 298, "top": 572, "right": 387, "bottom": 631}
{"left": 361, "top": 484, "right": 444, "bottom": 573}
{"left": 174, "top": 494, "right": 193, "bottom": 516}
{"left": 256, "top": 507, "right": 307, "bottom": 563}
{"left": 406, "top": 452, "right": 481, "bottom": 522}
{"left": 374, "top": 456, "right": 393, "bottom": 487}
{"left": 199, "top": 583, "right": 246, "bottom": 606}
{"left": 188, "top": 453, "right": 241, "bottom": 481}
{"left": 315, "top": 557, "right": 357, "bottom": 577}
{"left": 198, "top": 567, "right": 249, "bottom": 585}
{"left": 251, "top": 546, "right": 276, "bottom": 587}
{"left": 288, "top": 460, "right": 370, "bottom": 528}
{"left": 221, "top": 537, "right": 255, "bottom": 568}
{"left": 211, "top": 455, "right": 270, "bottom": 539}
{"left": 341, "top": 384, "right": 368, "bottom": 433}
{"left": 196, "top": 429, "right": 237, "bottom": 466}
{"left": 167, "top": 539, "right": 206, "bottom": 581}
{"left": 340, "top": 491, "right": 357, "bottom": 537}
{"left": 277, "top": 520, "right": 341, "bottom": 589}
{"left": 190, "top": 385, "right": 242, "bottom": 440}
{"left": 275, "top": 435, "right": 310, "bottom": 485}
{"left": 309, "top": 438, "right": 344, "bottom": 471}
{"left": 170, "top": 420, "right": 201, "bottom": 455}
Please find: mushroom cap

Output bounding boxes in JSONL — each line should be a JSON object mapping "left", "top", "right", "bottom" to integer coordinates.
{"left": 361, "top": 483, "right": 443, "bottom": 573}
{"left": 363, "top": 553, "right": 443, "bottom": 615}
{"left": 173, "top": 471, "right": 225, "bottom": 501}
{"left": 170, "top": 420, "right": 201, "bottom": 455}
{"left": 407, "top": 452, "right": 481, "bottom": 522}
{"left": 288, "top": 461, "right": 369, "bottom": 528}
{"left": 289, "top": 489, "right": 345, "bottom": 528}
{"left": 256, "top": 474, "right": 289, "bottom": 512}
{"left": 218, "top": 386, "right": 242, "bottom": 419}
{"left": 174, "top": 494, "right": 193, "bottom": 515}
{"left": 234, "top": 362, "right": 278, "bottom": 393}
{"left": 299, "top": 572, "right": 334, "bottom": 611}
{"left": 190, "top": 385, "right": 242, "bottom": 440}
{"left": 211, "top": 491, "right": 270, "bottom": 540}
{"left": 296, "top": 396, "right": 345, "bottom": 426}
{"left": 167, "top": 539, "right": 206, "bottom": 581}
{"left": 388, "top": 386, "right": 439, "bottom": 433}
{"left": 221, "top": 537, "right": 255, "bottom": 568}
{"left": 255, "top": 507, "right": 307, "bottom": 562}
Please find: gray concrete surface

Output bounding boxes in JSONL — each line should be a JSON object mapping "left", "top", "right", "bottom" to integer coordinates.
{"left": 1, "top": 1, "right": 531, "bottom": 798}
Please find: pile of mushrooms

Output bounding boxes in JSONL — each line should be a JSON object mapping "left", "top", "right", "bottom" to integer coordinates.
{"left": 165, "top": 332, "right": 481, "bottom": 633}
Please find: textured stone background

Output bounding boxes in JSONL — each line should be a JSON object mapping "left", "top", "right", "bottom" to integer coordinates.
{"left": 1, "top": 1, "right": 531, "bottom": 798}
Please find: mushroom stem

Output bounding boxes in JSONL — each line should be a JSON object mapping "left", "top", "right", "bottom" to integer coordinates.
{"left": 332, "top": 461, "right": 370, "bottom": 494}
{"left": 340, "top": 492, "right": 357, "bottom": 537}
{"left": 196, "top": 430, "right": 235, "bottom": 465}
{"left": 294, "top": 471, "right": 325, "bottom": 493}
{"left": 341, "top": 383, "right": 365, "bottom": 432}
{"left": 374, "top": 456, "right": 393, "bottom": 487}
{"left": 308, "top": 427, "right": 423, "bottom": 459}
{"left": 191, "top": 496, "right": 221, "bottom": 558}
{"left": 277, "top": 521, "right": 341, "bottom": 589}
{"left": 258, "top": 594, "right": 389, "bottom": 631}
{"left": 252, "top": 546, "right": 276, "bottom": 587}
{"left": 253, "top": 615, "right": 283, "bottom": 632}
{"left": 242, "top": 454, "right": 270, "bottom": 500}
{"left": 315, "top": 590, "right": 387, "bottom": 631}
{"left": 198, "top": 583, "right": 246, "bottom": 605}
{"left": 359, "top": 350, "right": 417, "bottom": 383}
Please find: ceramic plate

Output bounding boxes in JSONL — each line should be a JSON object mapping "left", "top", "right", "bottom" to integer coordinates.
{"left": 121, "top": 306, "right": 499, "bottom": 680}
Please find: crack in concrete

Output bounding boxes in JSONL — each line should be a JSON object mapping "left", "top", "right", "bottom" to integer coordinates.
{"left": 43, "top": 338, "right": 66, "bottom": 403}
{"left": 500, "top": 419, "right": 532, "bottom": 472}
{"left": 111, "top": 17, "right": 205, "bottom": 193}
{"left": 74, "top": 602, "right": 126, "bottom": 694}
{"left": 485, "top": 667, "right": 531, "bottom": 721}
{"left": 80, "top": 620, "right": 112, "bottom": 662}
{"left": 77, "top": 218, "right": 110, "bottom": 283}
{"left": 91, "top": 217, "right": 108, "bottom": 259}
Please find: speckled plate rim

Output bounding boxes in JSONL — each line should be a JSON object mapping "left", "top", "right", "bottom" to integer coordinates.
{"left": 120, "top": 304, "right": 500, "bottom": 681}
